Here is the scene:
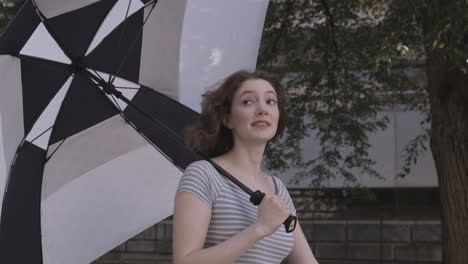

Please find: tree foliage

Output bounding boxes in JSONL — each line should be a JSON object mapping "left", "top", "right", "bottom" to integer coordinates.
{"left": 259, "top": 1, "right": 468, "bottom": 262}
{"left": 0, "top": 0, "right": 22, "bottom": 32}
{"left": 259, "top": 0, "right": 467, "bottom": 187}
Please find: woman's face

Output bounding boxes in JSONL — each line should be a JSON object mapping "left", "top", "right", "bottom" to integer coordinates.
{"left": 226, "top": 78, "right": 280, "bottom": 145}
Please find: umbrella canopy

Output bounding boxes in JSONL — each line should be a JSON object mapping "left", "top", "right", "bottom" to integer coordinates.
{"left": 0, "top": 0, "right": 269, "bottom": 263}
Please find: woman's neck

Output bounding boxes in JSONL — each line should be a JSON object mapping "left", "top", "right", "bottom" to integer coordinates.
{"left": 214, "top": 142, "right": 266, "bottom": 180}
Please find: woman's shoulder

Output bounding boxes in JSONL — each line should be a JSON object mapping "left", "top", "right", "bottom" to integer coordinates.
{"left": 270, "top": 174, "right": 285, "bottom": 186}
{"left": 185, "top": 160, "right": 216, "bottom": 173}
{"left": 177, "top": 160, "right": 220, "bottom": 207}
{"left": 184, "top": 160, "right": 222, "bottom": 181}
{"left": 269, "top": 174, "right": 296, "bottom": 212}
{"left": 270, "top": 174, "right": 289, "bottom": 195}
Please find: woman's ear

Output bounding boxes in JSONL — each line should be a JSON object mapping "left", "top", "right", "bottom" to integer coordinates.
{"left": 223, "top": 118, "right": 232, "bottom": 129}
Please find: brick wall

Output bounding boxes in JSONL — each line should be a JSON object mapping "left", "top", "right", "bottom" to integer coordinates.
{"left": 93, "top": 188, "right": 441, "bottom": 263}
{"left": 93, "top": 219, "right": 173, "bottom": 264}
{"left": 93, "top": 218, "right": 442, "bottom": 264}
{"left": 304, "top": 219, "right": 441, "bottom": 263}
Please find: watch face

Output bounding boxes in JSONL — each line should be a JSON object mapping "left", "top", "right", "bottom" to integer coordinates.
{"left": 289, "top": 219, "right": 296, "bottom": 231}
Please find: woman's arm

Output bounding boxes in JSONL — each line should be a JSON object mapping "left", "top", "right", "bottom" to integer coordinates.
{"left": 173, "top": 192, "right": 291, "bottom": 264}
{"left": 286, "top": 220, "right": 319, "bottom": 264}
{"left": 173, "top": 191, "right": 264, "bottom": 264}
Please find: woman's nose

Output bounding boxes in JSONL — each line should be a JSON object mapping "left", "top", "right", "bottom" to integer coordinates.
{"left": 255, "top": 102, "right": 268, "bottom": 115}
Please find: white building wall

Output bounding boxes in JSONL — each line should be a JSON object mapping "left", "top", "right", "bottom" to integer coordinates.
{"left": 276, "top": 110, "right": 438, "bottom": 188}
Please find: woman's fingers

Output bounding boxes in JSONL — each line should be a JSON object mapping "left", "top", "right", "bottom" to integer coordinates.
{"left": 255, "top": 194, "right": 292, "bottom": 236}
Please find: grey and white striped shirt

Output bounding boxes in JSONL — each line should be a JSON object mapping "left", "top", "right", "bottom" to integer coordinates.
{"left": 176, "top": 160, "right": 296, "bottom": 264}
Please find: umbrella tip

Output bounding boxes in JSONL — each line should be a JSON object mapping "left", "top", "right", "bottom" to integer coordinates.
{"left": 70, "top": 56, "right": 85, "bottom": 73}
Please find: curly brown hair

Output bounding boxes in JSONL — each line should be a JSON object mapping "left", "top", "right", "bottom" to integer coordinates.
{"left": 184, "top": 70, "right": 288, "bottom": 158}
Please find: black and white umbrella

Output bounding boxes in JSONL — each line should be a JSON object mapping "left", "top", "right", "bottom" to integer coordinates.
{"left": 0, "top": 0, "right": 271, "bottom": 263}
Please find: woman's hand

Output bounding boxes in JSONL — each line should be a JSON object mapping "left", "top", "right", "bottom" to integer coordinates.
{"left": 254, "top": 194, "right": 292, "bottom": 237}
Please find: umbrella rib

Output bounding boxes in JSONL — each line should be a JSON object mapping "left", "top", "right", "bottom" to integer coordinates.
{"left": 78, "top": 71, "right": 258, "bottom": 208}
{"left": 17, "top": 54, "right": 71, "bottom": 72}
{"left": 30, "top": 0, "right": 74, "bottom": 61}
{"left": 89, "top": 69, "right": 124, "bottom": 111}
{"left": 109, "top": 93, "right": 124, "bottom": 112}
{"left": 115, "top": 86, "right": 140, "bottom": 90}
{"left": 91, "top": 69, "right": 105, "bottom": 82}
{"left": 88, "top": 69, "right": 140, "bottom": 100}
{"left": 45, "top": 139, "right": 66, "bottom": 162}
{"left": 83, "top": 72, "right": 256, "bottom": 200}
{"left": 28, "top": 124, "right": 54, "bottom": 144}
{"left": 143, "top": 0, "right": 158, "bottom": 9}
{"left": 109, "top": 1, "right": 157, "bottom": 84}
{"left": 84, "top": 71, "right": 255, "bottom": 195}
{"left": 83, "top": 69, "right": 178, "bottom": 167}
{"left": 116, "top": 0, "right": 133, "bottom": 50}
{"left": 1, "top": 139, "right": 26, "bottom": 209}
{"left": 44, "top": 94, "right": 130, "bottom": 163}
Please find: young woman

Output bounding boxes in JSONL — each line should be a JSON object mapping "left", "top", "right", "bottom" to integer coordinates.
{"left": 173, "top": 71, "right": 319, "bottom": 264}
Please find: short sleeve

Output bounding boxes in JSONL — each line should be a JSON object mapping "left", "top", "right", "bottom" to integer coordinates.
{"left": 274, "top": 176, "right": 297, "bottom": 215}
{"left": 176, "top": 161, "right": 215, "bottom": 208}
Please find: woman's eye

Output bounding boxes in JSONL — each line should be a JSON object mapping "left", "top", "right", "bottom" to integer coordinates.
{"left": 267, "top": 99, "right": 277, "bottom": 105}
{"left": 242, "top": 100, "right": 253, "bottom": 105}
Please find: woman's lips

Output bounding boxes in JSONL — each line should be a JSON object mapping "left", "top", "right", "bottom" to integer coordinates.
{"left": 252, "top": 120, "right": 270, "bottom": 127}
